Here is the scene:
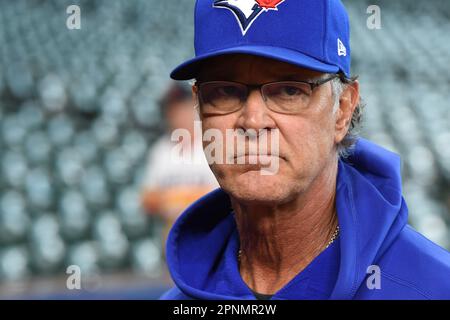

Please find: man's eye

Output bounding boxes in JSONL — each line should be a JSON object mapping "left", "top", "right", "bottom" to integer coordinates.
{"left": 217, "top": 86, "right": 239, "bottom": 96}
{"left": 280, "top": 86, "right": 303, "bottom": 96}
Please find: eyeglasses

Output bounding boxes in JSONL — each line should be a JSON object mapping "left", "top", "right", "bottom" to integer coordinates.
{"left": 196, "top": 74, "right": 339, "bottom": 115}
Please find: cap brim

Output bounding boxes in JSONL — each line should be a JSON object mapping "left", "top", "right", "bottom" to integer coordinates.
{"left": 170, "top": 45, "right": 340, "bottom": 80}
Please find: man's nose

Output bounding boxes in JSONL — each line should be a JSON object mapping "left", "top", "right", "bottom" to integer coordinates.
{"left": 236, "top": 89, "right": 277, "bottom": 134}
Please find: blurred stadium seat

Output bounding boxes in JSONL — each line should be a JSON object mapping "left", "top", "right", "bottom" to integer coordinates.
{"left": 0, "top": 0, "right": 449, "bottom": 298}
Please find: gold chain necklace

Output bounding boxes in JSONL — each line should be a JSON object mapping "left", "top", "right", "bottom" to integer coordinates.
{"left": 238, "top": 225, "right": 340, "bottom": 263}
{"left": 325, "top": 225, "right": 340, "bottom": 249}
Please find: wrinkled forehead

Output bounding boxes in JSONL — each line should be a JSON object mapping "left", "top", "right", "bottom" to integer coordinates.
{"left": 197, "top": 54, "right": 324, "bottom": 83}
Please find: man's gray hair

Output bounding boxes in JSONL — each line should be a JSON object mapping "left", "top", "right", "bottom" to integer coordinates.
{"left": 331, "top": 75, "right": 364, "bottom": 158}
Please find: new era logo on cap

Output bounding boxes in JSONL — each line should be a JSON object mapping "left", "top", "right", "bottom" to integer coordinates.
{"left": 337, "top": 38, "right": 347, "bottom": 57}
{"left": 213, "top": 0, "right": 285, "bottom": 35}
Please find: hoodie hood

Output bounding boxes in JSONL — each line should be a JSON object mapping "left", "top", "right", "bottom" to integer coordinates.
{"left": 165, "top": 138, "right": 409, "bottom": 300}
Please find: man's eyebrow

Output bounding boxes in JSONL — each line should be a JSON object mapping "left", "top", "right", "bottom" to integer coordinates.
{"left": 279, "top": 74, "right": 321, "bottom": 82}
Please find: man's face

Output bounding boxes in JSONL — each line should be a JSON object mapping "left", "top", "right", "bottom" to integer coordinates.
{"left": 196, "top": 54, "right": 341, "bottom": 205}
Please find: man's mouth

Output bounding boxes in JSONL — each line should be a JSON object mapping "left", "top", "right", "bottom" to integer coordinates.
{"left": 233, "top": 153, "right": 284, "bottom": 165}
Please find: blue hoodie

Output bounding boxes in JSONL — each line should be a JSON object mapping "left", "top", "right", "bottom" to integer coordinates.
{"left": 161, "top": 139, "right": 450, "bottom": 300}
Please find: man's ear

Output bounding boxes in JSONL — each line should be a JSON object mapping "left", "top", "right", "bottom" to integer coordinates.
{"left": 334, "top": 80, "right": 359, "bottom": 144}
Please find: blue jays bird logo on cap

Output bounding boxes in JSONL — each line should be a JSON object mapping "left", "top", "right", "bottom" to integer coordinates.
{"left": 213, "top": 0, "right": 285, "bottom": 35}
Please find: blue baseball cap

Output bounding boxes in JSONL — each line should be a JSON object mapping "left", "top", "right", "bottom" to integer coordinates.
{"left": 170, "top": 0, "right": 351, "bottom": 80}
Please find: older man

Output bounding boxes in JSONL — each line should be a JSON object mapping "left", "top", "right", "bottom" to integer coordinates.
{"left": 161, "top": 0, "right": 450, "bottom": 300}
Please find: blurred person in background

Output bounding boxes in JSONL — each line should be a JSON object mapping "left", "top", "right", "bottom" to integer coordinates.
{"left": 141, "top": 82, "right": 218, "bottom": 257}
